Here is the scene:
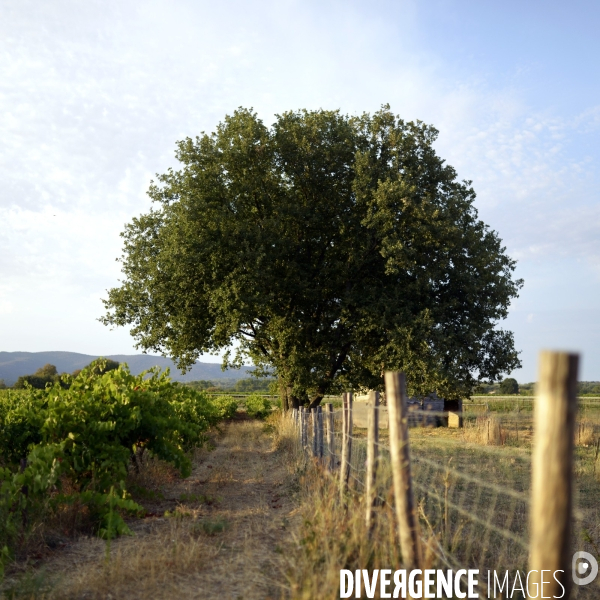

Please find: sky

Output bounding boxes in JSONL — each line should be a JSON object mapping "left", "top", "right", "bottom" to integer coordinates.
{"left": 1, "top": 0, "right": 599, "bottom": 382}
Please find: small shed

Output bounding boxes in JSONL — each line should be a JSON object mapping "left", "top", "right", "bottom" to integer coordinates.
{"left": 351, "top": 391, "right": 463, "bottom": 428}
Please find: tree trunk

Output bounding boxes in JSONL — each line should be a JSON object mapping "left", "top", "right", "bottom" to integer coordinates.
{"left": 290, "top": 390, "right": 309, "bottom": 409}
{"left": 308, "top": 395, "right": 324, "bottom": 410}
{"left": 133, "top": 446, "right": 145, "bottom": 474}
{"left": 278, "top": 378, "right": 290, "bottom": 411}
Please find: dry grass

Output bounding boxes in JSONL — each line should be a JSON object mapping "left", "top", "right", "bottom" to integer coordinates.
{"left": 576, "top": 419, "right": 599, "bottom": 447}
{"left": 275, "top": 419, "right": 403, "bottom": 600}
{"left": 286, "top": 467, "right": 402, "bottom": 600}
{"left": 463, "top": 414, "right": 507, "bottom": 445}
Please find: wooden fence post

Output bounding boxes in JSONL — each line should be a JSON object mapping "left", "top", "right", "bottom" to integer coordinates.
{"left": 302, "top": 406, "right": 308, "bottom": 450}
{"left": 301, "top": 407, "right": 308, "bottom": 450}
{"left": 292, "top": 407, "right": 298, "bottom": 427}
{"left": 339, "top": 394, "right": 348, "bottom": 497}
{"left": 365, "top": 390, "right": 380, "bottom": 532}
{"left": 326, "top": 403, "right": 335, "bottom": 471}
{"left": 348, "top": 393, "right": 353, "bottom": 484}
{"left": 528, "top": 351, "right": 579, "bottom": 599}
{"left": 339, "top": 392, "right": 353, "bottom": 498}
{"left": 385, "top": 372, "right": 420, "bottom": 570}
{"left": 317, "top": 405, "right": 324, "bottom": 459}
{"left": 311, "top": 408, "right": 318, "bottom": 457}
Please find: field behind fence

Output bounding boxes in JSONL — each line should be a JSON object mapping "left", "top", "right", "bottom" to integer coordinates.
{"left": 291, "top": 352, "right": 600, "bottom": 599}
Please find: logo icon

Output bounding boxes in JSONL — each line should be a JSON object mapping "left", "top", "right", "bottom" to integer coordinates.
{"left": 572, "top": 551, "right": 598, "bottom": 586}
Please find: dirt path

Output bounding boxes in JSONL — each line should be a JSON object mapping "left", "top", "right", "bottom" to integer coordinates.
{"left": 24, "top": 419, "right": 298, "bottom": 600}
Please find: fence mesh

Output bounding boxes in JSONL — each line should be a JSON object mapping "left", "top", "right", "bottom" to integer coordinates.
{"left": 295, "top": 398, "right": 600, "bottom": 599}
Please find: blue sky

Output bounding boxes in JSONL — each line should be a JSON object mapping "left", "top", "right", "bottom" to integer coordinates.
{"left": 1, "top": 0, "right": 598, "bottom": 382}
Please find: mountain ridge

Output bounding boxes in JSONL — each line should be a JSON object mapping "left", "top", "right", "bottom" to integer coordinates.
{"left": 0, "top": 351, "right": 252, "bottom": 386}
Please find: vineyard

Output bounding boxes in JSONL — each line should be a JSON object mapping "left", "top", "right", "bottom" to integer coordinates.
{"left": 0, "top": 359, "right": 237, "bottom": 578}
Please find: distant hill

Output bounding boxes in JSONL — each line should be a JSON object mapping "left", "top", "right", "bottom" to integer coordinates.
{"left": 0, "top": 351, "right": 252, "bottom": 387}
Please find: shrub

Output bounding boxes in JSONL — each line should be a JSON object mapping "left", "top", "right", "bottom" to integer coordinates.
{"left": 210, "top": 395, "right": 238, "bottom": 420}
{"left": 245, "top": 394, "right": 272, "bottom": 419}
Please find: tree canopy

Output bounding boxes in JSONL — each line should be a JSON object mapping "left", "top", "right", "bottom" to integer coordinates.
{"left": 14, "top": 363, "right": 60, "bottom": 389}
{"left": 86, "top": 358, "right": 120, "bottom": 376}
{"left": 13, "top": 360, "right": 120, "bottom": 390}
{"left": 101, "top": 106, "right": 522, "bottom": 409}
{"left": 499, "top": 377, "right": 519, "bottom": 395}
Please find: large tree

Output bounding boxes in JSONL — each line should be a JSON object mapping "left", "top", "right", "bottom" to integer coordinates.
{"left": 101, "top": 106, "right": 522, "bottom": 409}
{"left": 499, "top": 377, "right": 519, "bottom": 395}
{"left": 14, "top": 363, "right": 59, "bottom": 389}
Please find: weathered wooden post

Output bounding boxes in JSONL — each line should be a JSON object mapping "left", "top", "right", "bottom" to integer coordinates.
{"left": 339, "top": 394, "right": 348, "bottom": 497}
{"left": 311, "top": 408, "right": 318, "bottom": 457}
{"left": 292, "top": 407, "right": 298, "bottom": 427}
{"left": 528, "top": 351, "right": 579, "bottom": 599}
{"left": 348, "top": 393, "right": 353, "bottom": 481}
{"left": 304, "top": 407, "right": 309, "bottom": 450}
{"left": 385, "top": 372, "right": 420, "bottom": 570}
{"left": 326, "top": 403, "right": 335, "bottom": 471}
{"left": 339, "top": 392, "right": 353, "bottom": 498}
{"left": 317, "top": 405, "right": 324, "bottom": 459}
{"left": 365, "top": 390, "right": 380, "bottom": 532}
{"left": 301, "top": 407, "right": 308, "bottom": 450}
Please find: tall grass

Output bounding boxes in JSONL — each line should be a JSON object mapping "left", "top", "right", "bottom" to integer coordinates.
{"left": 272, "top": 412, "right": 434, "bottom": 599}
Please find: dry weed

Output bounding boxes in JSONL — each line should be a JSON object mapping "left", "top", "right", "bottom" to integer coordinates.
{"left": 463, "top": 414, "right": 506, "bottom": 445}
{"left": 271, "top": 411, "right": 432, "bottom": 600}
{"left": 288, "top": 470, "right": 390, "bottom": 599}
{"left": 576, "top": 419, "right": 598, "bottom": 447}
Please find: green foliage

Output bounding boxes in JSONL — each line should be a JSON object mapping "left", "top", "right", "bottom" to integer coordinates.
{"left": 234, "top": 378, "right": 275, "bottom": 393}
{"left": 194, "top": 517, "right": 228, "bottom": 536}
{"left": 12, "top": 359, "right": 119, "bottom": 391}
{"left": 101, "top": 106, "right": 522, "bottom": 406}
{"left": 185, "top": 380, "right": 215, "bottom": 391}
{"left": 0, "top": 379, "right": 6, "bottom": 390}
{"left": 579, "top": 382, "right": 600, "bottom": 396}
{"left": 208, "top": 395, "right": 238, "bottom": 420}
{"left": 13, "top": 364, "right": 61, "bottom": 390}
{"left": 85, "top": 358, "right": 120, "bottom": 376}
{"left": 245, "top": 394, "right": 272, "bottom": 419}
{"left": 0, "top": 359, "right": 231, "bottom": 573}
{"left": 34, "top": 364, "right": 58, "bottom": 379}
{"left": 499, "top": 377, "right": 519, "bottom": 395}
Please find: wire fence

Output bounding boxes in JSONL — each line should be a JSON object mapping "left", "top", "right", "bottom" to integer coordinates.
{"left": 291, "top": 356, "right": 600, "bottom": 599}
